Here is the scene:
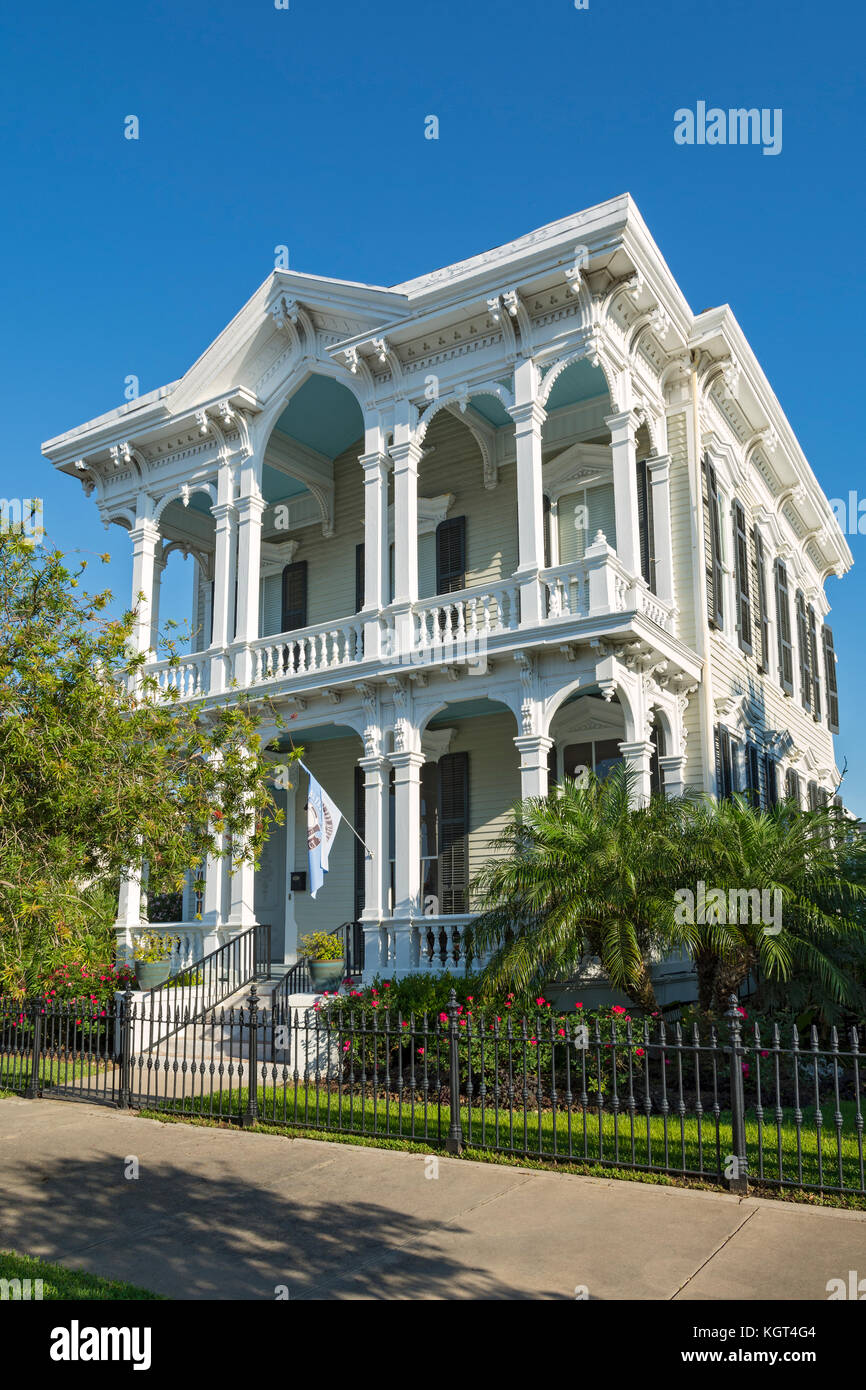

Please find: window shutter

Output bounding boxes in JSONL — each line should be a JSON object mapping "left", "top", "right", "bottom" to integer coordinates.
{"left": 785, "top": 768, "right": 801, "bottom": 805}
{"left": 281, "top": 560, "right": 308, "bottom": 633}
{"left": 543, "top": 494, "right": 552, "bottom": 570}
{"left": 745, "top": 743, "right": 761, "bottom": 806}
{"left": 732, "top": 500, "right": 752, "bottom": 653}
{"left": 636, "top": 460, "right": 656, "bottom": 592}
{"left": 436, "top": 517, "right": 466, "bottom": 595}
{"left": 823, "top": 625, "right": 840, "bottom": 734}
{"left": 260, "top": 573, "right": 282, "bottom": 638}
{"left": 763, "top": 754, "right": 778, "bottom": 809}
{"left": 355, "top": 544, "right": 365, "bottom": 613}
{"left": 807, "top": 605, "right": 821, "bottom": 720}
{"left": 795, "top": 589, "right": 811, "bottom": 712}
{"left": 702, "top": 459, "right": 724, "bottom": 629}
{"left": 438, "top": 751, "right": 469, "bottom": 914}
{"left": 752, "top": 526, "right": 770, "bottom": 673}
{"left": 715, "top": 724, "right": 733, "bottom": 800}
{"left": 590, "top": 482, "right": 617, "bottom": 553}
{"left": 808, "top": 781, "right": 820, "bottom": 812}
{"left": 775, "top": 559, "right": 794, "bottom": 694}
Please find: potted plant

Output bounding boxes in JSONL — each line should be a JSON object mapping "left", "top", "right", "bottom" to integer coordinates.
{"left": 132, "top": 931, "right": 179, "bottom": 991}
{"left": 300, "top": 931, "right": 345, "bottom": 992}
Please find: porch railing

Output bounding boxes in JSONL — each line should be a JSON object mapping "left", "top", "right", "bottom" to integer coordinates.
{"left": 412, "top": 582, "right": 520, "bottom": 653}
{"left": 248, "top": 619, "right": 364, "bottom": 685}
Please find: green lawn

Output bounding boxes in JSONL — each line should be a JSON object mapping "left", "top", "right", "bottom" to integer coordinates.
{"left": 0, "top": 1250, "right": 162, "bottom": 1300}
{"left": 0, "top": 1053, "right": 113, "bottom": 1094}
{"left": 139, "top": 1079, "right": 866, "bottom": 1197}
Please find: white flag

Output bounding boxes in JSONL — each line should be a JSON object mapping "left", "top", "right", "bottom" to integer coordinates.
{"left": 304, "top": 766, "right": 342, "bottom": 899}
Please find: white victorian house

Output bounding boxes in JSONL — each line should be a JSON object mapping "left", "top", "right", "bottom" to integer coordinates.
{"left": 42, "top": 194, "right": 851, "bottom": 992}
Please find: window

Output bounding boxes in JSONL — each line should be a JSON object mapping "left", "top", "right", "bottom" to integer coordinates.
{"left": 774, "top": 559, "right": 794, "bottom": 694}
{"left": 732, "top": 500, "right": 752, "bottom": 653}
{"left": 823, "top": 625, "right": 840, "bottom": 733}
{"left": 557, "top": 482, "right": 617, "bottom": 563}
{"left": 281, "top": 560, "right": 307, "bottom": 633}
{"left": 795, "top": 589, "right": 812, "bottom": 713}
{"left": 650, "top": 723, "right": 666, "bottom": 797}
{"left": 435, "top": 516, "right": 466, "bottom": 594}
{"left": 563, "top": 739, "right": 624, "bottom": 783}
{"left": 547, "top": 742, "right": 558, "bottom": 790}
{"left": 702, "top": 459, "right": 724, "bottom": 629}
{"left": 808, "top": 781, "right": 820, "bottom": 811}
{"left": 353, "top": 766, "right": 365, "bottom": 921}
{"left": 785, "top": 768, "right": 801, "bottom": 805}
{"left": 543, "top": 494, "right": 552, "bottom": 569}
{"left": 752, "top": 526, "right": 770, "bottom": 673}
{"left": 636, "top": 460, "right": 656, "bottom": 592}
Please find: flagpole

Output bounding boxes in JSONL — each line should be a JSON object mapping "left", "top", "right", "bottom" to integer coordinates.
{"left": 298, "top": 758, "right": 376, "bottom": 858}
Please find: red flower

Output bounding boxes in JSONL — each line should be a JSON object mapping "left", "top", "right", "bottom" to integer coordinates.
{"left": 611, "top": 1005, "right": 626, "bottom": 1015}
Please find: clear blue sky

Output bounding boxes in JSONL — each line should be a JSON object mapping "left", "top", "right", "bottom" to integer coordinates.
{"left": 2, "top": 0, "right": 864, "bottom": 808}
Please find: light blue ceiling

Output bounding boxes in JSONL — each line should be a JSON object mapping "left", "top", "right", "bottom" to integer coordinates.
{"left": 469, "top": 394, "right": 513, "bottom": 428}
{"left": 262, "top": 464, "right": 308, "bottom": 504}
{"left": 269, "top": 725, "right": 361, "bottom": 749}
{"left": 274, "top": 374, "right": 364, "bottom": 459}
{"left": 545, "top": 357, "right": 608, "bottom": 412}
{"left": 427, "top": 697, "right": 513, "bottom": 726}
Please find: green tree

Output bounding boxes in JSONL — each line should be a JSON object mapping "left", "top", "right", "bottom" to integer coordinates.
{"left": 0, "top": 533, "right": 296, "bottom": 995}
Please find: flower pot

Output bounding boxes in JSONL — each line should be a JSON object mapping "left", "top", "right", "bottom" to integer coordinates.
{"left": 309, "top": 959, "right": 345, "bottom": 993}
{"left": 134, "top": 960, "right": 171, "bottom": 991}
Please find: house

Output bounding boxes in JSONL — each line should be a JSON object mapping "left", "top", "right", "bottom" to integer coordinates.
{"left": 42, "top": 193, "right": 851, "bottom": 991}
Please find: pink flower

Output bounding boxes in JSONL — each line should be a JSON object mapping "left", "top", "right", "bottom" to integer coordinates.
{"left": 557, "top": 1028, "right": 566, "bottom": 1037}
{"left": 383, "top": 981, "right": 391, "bottom": 989}
{"left": 742, "top": 1062, "right": 750, "bottom": 1076}
{"left": 459, "top": 1019, "right": 467, "bottom": 1027}
{"left": 342, "top": 1040, "right": 351, "bottom": 1052}
{"left": 467, "top": 996, "right": 474, "bottom": 1003}
{"left": 635, "top": 1047, "right": 645, "bottom": 1057}
{"left": 417, "top": 1047, "right": 425, "bottom": 1055}
{"left": 737, "top": 1007, "right": 748, "bottom": 1018}
{"left": 401, "top": 1021, "right": 409, "bottom": 1029}
{"left": 438, "top": 1012, "right": 448, "bottom": 1024}
{"left": 761, "top": 1049, "right": 769, "bottom": 1058}
{"left": 536, "top": 997, "right": 546, "bottom": 1006}
{"left": 611, "top": 1005, "right": 626, "bottom": 1015}
{"left": 529, "top": 1037, "right": 538, "bottom": 1046}
{"left": 574, "top": 1002, "right": 583, "bottom": 1009}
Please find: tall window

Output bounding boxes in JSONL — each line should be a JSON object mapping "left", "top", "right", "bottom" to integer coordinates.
{"left": 281, "top": 560, "right": 308, "bottom": 633}
{"left": 636, "top": 460, "right": 656, "bottom": 592}
{"left": 807, "top": 604, "right": 821, "bottom": 720}
{"left": 732, "top": 500, "right": 752, "bottom": 653}
{"left": 774, "top": 559, "right": 794, "bottom": 695}
{"left": 795, "top": 589, "right": 812, "bottom": 713}
{"left": 702, "top": 459, "right": 724, "bottom": 629}
{"left": 563, "top": 739, "right": 624, "bottom": 782}
{"left": 557, "top": 482, "right": 617, "bottom": 563}
{"left": 435, "top": 517, "right": 466, "bottom": 594}
{"left": 744, "top": 743, "right": 761, "bottom": 806}
{"left": 715, "top": 724, "right": 734, "bottom": 800}
{"left": 763, "top": 753, "right": 778, "bottom": 808}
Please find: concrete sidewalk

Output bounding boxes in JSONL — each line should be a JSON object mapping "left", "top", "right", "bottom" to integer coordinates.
{"left": 1, "top": 1096, "right": 864, "bottom": 1300}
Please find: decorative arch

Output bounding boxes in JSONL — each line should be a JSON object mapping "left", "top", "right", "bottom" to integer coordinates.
{"left": 542, "top": 673, "right": 638, "bottom": 742}
{"left": 153, "top": 481, "right": 218, "bottom": 525}
{"left": 253, "top": 359, "right": 372, "bottom": 459}
{"left": 537, "top": 345, "right": 619, "bottom": 414}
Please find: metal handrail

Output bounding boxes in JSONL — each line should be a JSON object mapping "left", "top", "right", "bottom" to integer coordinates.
{"left": 133, "top": 924, "right": 271, "bottom": 1022}
{"left": 271, "top": 921, "right": 363, "bottom": 1019}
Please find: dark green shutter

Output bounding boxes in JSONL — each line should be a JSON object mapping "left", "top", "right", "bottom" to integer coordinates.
{"left": 547, "top": 742, "right": 558, "bottom": 790}
{"left": 753, "top": 527, "right": 770, "bottom": 673}
{"left": 353, "top": 765, "right": 365, "bottom": 921}
{"left": 281, "top": 560, "right": 307, "bottom": 633}
{"left": 715, "top": 724, "right": 733, "bottom": 800}
{"left": 438, "top": 751, "right": 469, "bottom": 914}
{"left": 775, "top": 559, "right": 794, "bottom": 694}
{"left": 636, "top": 460, "right": 656, "bottom": 592}
{"left": 745, "top": 744, "right": 761, "bottom": 806}
{"left": 807, "top": 605, "right": 821, "bottom": 720}
{"left": 795, "top": 589, "right": 811, "bottom": 712}
{"left": 733, "top": 500, "right": 752, "bottom": 653}
{"left": 543, "top": 494, "right": 552, "bottom": 570}
{"left": 785, "top": 768, "right": 801, "bottom": 805}
{"left": 823, "top": 625, "right": 840, "bottom": 733}
{"left": 436, "top": 517, "right": 466, "bottom": 594}
{"left": 763, "top": 754, "right": 778, "bottom": 808}
{"left": 355, "top": 543, "right": 365, "bottom": 613}
{"left": 702, "top": 459, "right": 724, "bottom": 628}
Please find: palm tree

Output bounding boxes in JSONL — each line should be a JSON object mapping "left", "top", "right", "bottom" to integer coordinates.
{"left": 469, "top": 769, "right": 866, "bottom": 1017}
{"left": 677, "top": 793, "right": 866, "bottom": 1014}
{"left": 468, "top": 766, "right": 692, "bottom": 1013}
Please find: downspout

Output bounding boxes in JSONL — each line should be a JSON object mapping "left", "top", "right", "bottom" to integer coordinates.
{"left": 689, "top": 351, "right": 717, "bottom": 795}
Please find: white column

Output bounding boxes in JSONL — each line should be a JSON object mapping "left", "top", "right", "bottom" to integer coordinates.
{"left": 210, "top": 490, "right": 236, "bottom": 695}
{"left": 115, "top": 867, "right": 144, "bottom": 964}
{"left": 606, "top": 409, "right": 641, "bottom": 578}
{"left": 359, "top": 753, "right": 388, "bottom": 922}
{"left": 391, "top": 749, "right": 423, "bottom": 927}
{"left": 390, "top": 406, "right": 421, "bottom": 666}
{"left": 512, "top": 358, "right": 546, "bottom": 627}
{"left": 585, "top": 533, "right": 620, "bottom": 615}
{"left": 233, "top": 492, "right": 265, "bottom": 686}
{"left": 150, "top": 551, "right": 165, "bottom": 653}
{"left": 129, "top": 517, "right": 161, "bottom": 656}
{"left": 659, "top": 754, "right": 686, "bottom": 799}
{"left": 283, "top": 784, "right": 297, "bottom": 962}
{"left": 619, "top": 739, "right": 654, "bottom": 807}
{"left": 514, "top": 734, "right": 553, "bottom": 800}
{"left": 647, "top": 454, "right": 674, "bottom": 605}
{"left": 228, "top": 838, "right": 258, "bottom": 929}
{"left": 359, "top": 442, "right": 390, "bottom": 659}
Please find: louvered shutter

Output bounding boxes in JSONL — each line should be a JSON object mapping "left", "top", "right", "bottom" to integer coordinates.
{"left": 436, "top": 517, "right": 466, "bottom": 594}
{"left": 702, "top": 459, "right": 724, "bottom": 628}
{"left": 715, "top": 725, "right": 733, "bottom": 800}
{"left": 745, "top": 743, "right": 761, "bottom": 806}
{"left": 808, "top": 781, "right": 820, "bottom": 811}
{"left": 209, "top": 580, "right": 214, "bottom": 646}
{"left": 775, "top": 560, "right": 794, "bottom": 694}
{"left": 260, "top": 573, "right": 282, "bottom": 638}
{"left": 785, "top": 768, "right": 801, "bottom": 805}
{"left": 547, "top": 742, "right": 558, "bottom": 791}
{"left": 753, "top": 527, "right": 770, "bottom": 672}
{"left": 355, "top": 543, "right": 365, "bottom": 612}
{"left": 733, "top": 500, "right": 752, "bottom": 652}
{"left": 763, "top": 754, "right": 778, "bottom": 809}
{"left": 543, "top": 494, "right": 552, "bottom": 570}
{"left": 795, "top": 589, "right": 811, "bottom": 712}
{"left": 281, "top": 561, "right": 307, "bottom": 633}
{"left": 807, "top": 605, "right": 821, "bottom": 720}
{"left": 589, "top": 483, "right": 617, "bottom": 553}
{"left": 438, "top": 751, "right": 469, "bottom": 914}
{"left": 636, "top": 461, "right": 656, "bottom": 591}
{"left": 823, "top": 626, "right": 840, "bottom": 733}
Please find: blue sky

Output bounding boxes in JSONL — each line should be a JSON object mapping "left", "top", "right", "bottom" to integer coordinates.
{"left": 2, "top": 0, "right": 864, "bottom": 807}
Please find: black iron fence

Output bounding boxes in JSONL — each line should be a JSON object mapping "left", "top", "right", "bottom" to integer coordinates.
{"left": 2, "top": 988, "right": 864, "bottom": 1199}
